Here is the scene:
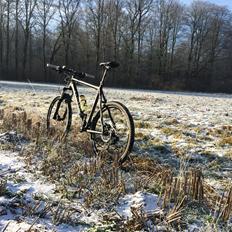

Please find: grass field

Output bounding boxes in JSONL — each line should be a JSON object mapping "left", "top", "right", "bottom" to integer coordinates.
{"left": 0, "top": 81, "right": 231, "bottom": 231}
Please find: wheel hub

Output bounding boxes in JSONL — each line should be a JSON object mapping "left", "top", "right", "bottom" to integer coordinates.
{"left": 101, "top": 123, "right": 116, "bottom": 143}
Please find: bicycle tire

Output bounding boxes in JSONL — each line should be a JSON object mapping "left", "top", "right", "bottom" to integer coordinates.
{"left": 47, "top": 96, "right": 72, "bottom": 139}
{"left": 91, "top": 101, "right": 134, "bottom": 164}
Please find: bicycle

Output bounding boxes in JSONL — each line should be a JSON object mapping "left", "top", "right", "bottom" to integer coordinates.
{"left": 46, "top": 61, "right": 135, "bottom": 164}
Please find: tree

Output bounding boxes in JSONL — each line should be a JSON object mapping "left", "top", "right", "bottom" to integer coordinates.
{"left": 15, "top": 0, "right": 20, "bottom": 79}
{"left": 5, "top": 0, "right": 11, "bottom": 74}
{"left": 0, "top": 0, "right": 232, "bottom": 92}
{"left": 58, "top": 0, "right": 81, "bottom": 66}
{"left": 0, "top": 0, "right": 5, "bottom": 73}
{"left": 37, "top": 0, "right": 55, "bottom": 80}
{"left": 156, "top": 0, "right": 180, "bottom": 75}
{"left": 86, "top": 0, "right": 105, "bottom": 71}
{"left": 20, "top": 0, "right": 37, "bottom": 80}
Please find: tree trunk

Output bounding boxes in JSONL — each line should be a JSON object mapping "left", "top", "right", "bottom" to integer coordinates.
{"left": 43, "top": 19, "right": 47, "bottom": 80}
{"left": 0, "top": 0, "right": 3, "bottom": 72}
{"left": 15, "top": 0, "right": 19, "bottom": 80}
{"left": 22, "top": 31, "right": 29, "bottom": 80}
{"left": 29, "top": 33, "right": 33, "bottom": 78}
{"left": 137, "top": 3, "right": 142, "bottom": 81}
{"left": 6, "top": 0, "right": 10, "bottom": 74}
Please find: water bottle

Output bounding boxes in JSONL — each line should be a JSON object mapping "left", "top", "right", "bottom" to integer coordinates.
{"left": 80, "top": 95, "right": 87, "bottom": 112}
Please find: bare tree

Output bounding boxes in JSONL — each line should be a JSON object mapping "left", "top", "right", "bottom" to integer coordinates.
{"left": 58, "top": 0, "right": 81, "bottom": 66}
{"left": 37, "top": 0, "right": 55, "bottom": 80}
{"left": 136, "top": 0, "right": 153, "bottom": 80}
{"left": 0, "top": 0, "right": 5, "bottom": 72}
{"left": 20, "top": 0, "right": 37, "bottom": 79}
{"left": 156, "top": 0, "right": 177, "bottom": 75}
{"left": 5, "top": 0, "right": 11, "bottom": 74}
{"left": 207, "top": 6, "right": 228, "bottom": 71}
{"left": 86, "top": 0, "right": 105, "bottom": 70}
{"left": 186, "top": 1, "right": 212, "bottom": 78}
{"left": 121, "top": 0, "right": 140, "bottom": 84}
{"left": 0, "top": 0, "right": 231, "bottom": 92}
{"left": 15, "top": 0, "right": 20, "bottom": 79}
{"left": 169, "top": 1, "right": 183, "bottom": 71}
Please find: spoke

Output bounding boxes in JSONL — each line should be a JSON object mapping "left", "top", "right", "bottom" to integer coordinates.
{"left": 93, "top": 105, "right": 130, "bottom": 161}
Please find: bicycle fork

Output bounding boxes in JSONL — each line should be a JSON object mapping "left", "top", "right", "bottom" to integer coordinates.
{"left": 53, "top": 89, "right": 72, "bottom": 121}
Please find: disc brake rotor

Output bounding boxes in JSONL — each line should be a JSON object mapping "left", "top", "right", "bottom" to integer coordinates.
{"left": 100, "top": 124, "right": 110, "bottom": 142}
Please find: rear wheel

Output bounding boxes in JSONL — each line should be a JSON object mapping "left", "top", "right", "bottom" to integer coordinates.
{"left": 47, "top": 96, "right": 72, "bottom": 140}
{"left": 91, "top": 101, "right": 134, "bottom": 164}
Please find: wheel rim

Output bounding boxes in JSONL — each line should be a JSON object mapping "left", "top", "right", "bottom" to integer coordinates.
{"left": 48, "top": 99, "right": 69, "bottom": 139}
{"left": 93, "top": 105, "right": 131, "bottom": 162}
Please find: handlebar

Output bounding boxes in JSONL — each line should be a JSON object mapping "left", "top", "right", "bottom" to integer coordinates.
{"left": 47, "top": 63, "right": 95, "bottom": 79}
{"left": 47, "top": 63, "right": 60, "bottom": 71}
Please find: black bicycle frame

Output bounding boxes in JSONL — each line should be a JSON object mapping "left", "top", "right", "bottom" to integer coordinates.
{"left": 65, "top": 68, "right": 108, "bottom": 134}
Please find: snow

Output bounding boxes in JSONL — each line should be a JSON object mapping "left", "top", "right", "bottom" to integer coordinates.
{"left": 0, "top": 215, "right": 86, "bottom": 232}
{"left": 116, "top": 191, "right": 160, "bottom": 219}
{"left": 0, "top": 151, "right": 90, "bottom": 232}
{"left": 0, "top": 151, "right": 55, "bottom": 198}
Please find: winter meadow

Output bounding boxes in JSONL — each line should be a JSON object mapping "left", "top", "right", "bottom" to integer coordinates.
{"left": 0, "top": 0, "right": 232, "bottom": 231}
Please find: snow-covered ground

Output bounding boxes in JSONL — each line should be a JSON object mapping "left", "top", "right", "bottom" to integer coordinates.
{"left": 0, "top": 147, "right": 160, "bottom": 231}
{"left": 0, "top": 148, "right": 88, "bottom": 232}
{"left": 0, "top": 81, "right": 232, "bottom": 231}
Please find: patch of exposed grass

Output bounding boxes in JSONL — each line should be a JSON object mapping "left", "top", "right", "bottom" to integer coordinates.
{"left": 208, "top": 125, "right": 232, "bottom": 139}
{"left": 225, "top": 150, "right": 232, "bottom": 158}
{"left": 31, "top": 143, "right": 126, "bottom": 208}
{"left": 135, "top": 120, "right": 152, "bottom": 129}
{"left": 130, "top": 96, "right": 150, "bottom": 101}
{"left": 218, "top": 136, "right": 232, "bottom": 146}
{"left": 171, "top": 145, "right": 186, "bottom": 157}
{"left": 0, "top": 143, "right": 15, "bottom": 151}
{"left": 161, "top": 127, "right": 182, "bottom": 138}
{"left": 162, "top": 118, "right": 179, "bottom": 126}
{"left": 152, "top": 143, "right": 171, "bottom": 154}
{"left": 135, "top": 131, "right": 150, "bottom": 141}
{"left": 147, "top": 137, "right": 164, "bottom": 147}
{"left": 198, "top": 149, "right": 212, "bottom": 156}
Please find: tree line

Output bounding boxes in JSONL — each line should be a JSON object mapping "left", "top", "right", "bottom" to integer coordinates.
{"left": 0, "top": 0, "right": 232, "bottom": 92}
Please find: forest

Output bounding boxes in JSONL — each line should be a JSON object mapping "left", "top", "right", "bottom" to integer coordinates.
{"left": 0, "top": 0, "right": 232, "bottom": 92}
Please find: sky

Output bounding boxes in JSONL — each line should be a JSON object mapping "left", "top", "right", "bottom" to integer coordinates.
{"left": 181, "top": 0, "right": 232, "bottom": 10}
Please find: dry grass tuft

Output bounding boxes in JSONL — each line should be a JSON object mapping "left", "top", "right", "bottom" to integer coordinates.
{"left": 218, "top": 136, "right": 232, "bottom": 146}
{"left": 161, "top": 127, "right": 182, "bottom": 138}
{"left": 163, "top": 118, "right": 179, "bottom": 126}
{"left": 125, "top": 156, "right": 232, "bottom": 224}
{"left": 135, "top": 120, "right": 152, "bottom": 129}
{"left": 0, "top": 178, "right": 7, "bottom": 196}
{"left": 0, "top": 106, "right": 45, "bottom": 141}
{"left": 130, "top": 96, "right": 150, "bottom": 101}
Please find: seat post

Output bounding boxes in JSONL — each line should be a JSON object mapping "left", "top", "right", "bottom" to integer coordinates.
{"left": 99, "top": 67, "right": 108, "bottom": 87}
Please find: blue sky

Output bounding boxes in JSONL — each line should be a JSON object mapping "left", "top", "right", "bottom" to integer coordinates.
{"left": 181, "top": 0, "right": 232, "bottom": 9}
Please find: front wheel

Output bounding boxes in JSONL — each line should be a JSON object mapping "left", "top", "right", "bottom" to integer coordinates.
{"left": 47, "top": 96, "right": 72, "bottom": 140}
{"left": 91, "top": 101, "right": 134, "bottom": 164}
